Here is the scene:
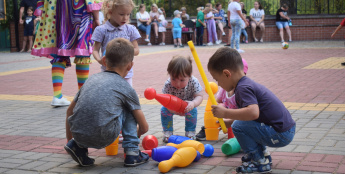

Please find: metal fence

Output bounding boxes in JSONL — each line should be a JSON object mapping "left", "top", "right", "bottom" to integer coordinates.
{"left": 132, "top": 0, "right": 345, "bottom": 18}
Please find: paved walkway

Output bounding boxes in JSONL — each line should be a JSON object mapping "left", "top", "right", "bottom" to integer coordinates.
{"left": 0, "top": 41, "right": 345, "bottom": 174}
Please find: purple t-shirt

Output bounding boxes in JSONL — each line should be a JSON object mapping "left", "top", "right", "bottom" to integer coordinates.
{"left": 234, "top": 76, "right": 295, "bottom": 132}
{"left": 91, "top": 21, "right": 141, "bottom": 78}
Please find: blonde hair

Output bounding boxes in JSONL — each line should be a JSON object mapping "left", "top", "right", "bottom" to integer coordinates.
{"left": 167, "top": 55, "right": 193, "bottom": 78}
{"left": 204, "top": 7, "right": 211, "bottom": 14}
{"left": 102, "top": 0, "right": 135, "bottom": 21}
{"left": 240, "top": 2, "right": 245, "bottom": 9}
{"left": 105, "top": 38, "right": 134, "bottom": 68}
{"left": 151, "top": 3, "right": 158, "bottom": 12}
{"left": 205, "top": 3, "right": 212, "bottom": 8}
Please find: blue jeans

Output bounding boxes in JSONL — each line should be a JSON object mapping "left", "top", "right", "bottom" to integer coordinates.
{"left": 161, "top": 106, "right": 197, "bottom": 132}
{"left": 232, "top": 120, "right": 295, "bottom": 161}
{"left": 241, "top": 29, "right": 248, "bottom": 41}
{"left": 230, "top": 19, "right": 242, "bottom": 50}
{"left": 196, "top": 26, "right": 204, "bottom": 45}
{"left": 118, "top": 109, "right": 140, "bottom": 153}
{"left": 138, "top": 24, "right": 151, "bottom": 39}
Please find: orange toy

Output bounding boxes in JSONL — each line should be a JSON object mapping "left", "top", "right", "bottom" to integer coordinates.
{"left": 144, "top": 88, "right": 188, "bottom": 113}
{"left": 166, "top": 140, "right": 205, "bottom": 154}
{"left": 204, "top": 82, "right": 220, "bottom": 140}
{"left": 105, "top": 136, "right": 119, "bottom": 155}
{"left": 158, "top": 147, "right": 197, "bottom": 173}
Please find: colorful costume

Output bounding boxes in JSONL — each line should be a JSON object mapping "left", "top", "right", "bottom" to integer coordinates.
{"left": 32, "top": 0, "right": 102, "bottom": 103}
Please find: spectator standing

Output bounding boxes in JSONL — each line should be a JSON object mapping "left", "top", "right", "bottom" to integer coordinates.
{"left": 196, "top": 7, "right": 206, "bottom": 46}
{"left": 20, "top": 7, "right": 37, "bottom": 52}
{"left": 158, "top": 9, "right": 167, "bottom": 45}
{"left": 275, "top": 4, "right": 292, "bottom": 42}
{"left": 181, "top": 7, "right": 190, "bottom": 20}
{"left": 214, "top": 3, "right": 226, "bottom": 44}
{"left": 136, "top": 4, "right": 152, "bottom": 46}
{"left": 171, "top": 10, "right": 185, "bottom": 48}
{"left": 250, "top": 1, "right": 265, "bottom": 42}
{"left": 228, "top": 0, "right": 248, "bottom": 53}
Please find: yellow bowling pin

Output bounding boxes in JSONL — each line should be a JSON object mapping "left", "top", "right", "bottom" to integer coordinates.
{"left": 166, "top": 140, "right": 205, "bottom": 154}
{"left": 158, "top": 147, "right": 197, "bottom": 173}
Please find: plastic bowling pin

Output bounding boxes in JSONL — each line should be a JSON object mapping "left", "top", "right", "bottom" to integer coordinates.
{"left": 142, "top": 135, "right": 158, "bottom": 150}
{"left": 144, "top": 88, "right": 188, "bottom": 113}
{"left": 158, "top": 147, "right": 197, "bottom": 173}
{"left": 221, "top": 138, "right": 241, "bottom": 155}
{"left": 167, "top": 140, "right": 205, "bottom": 154}
{"left": 168, "top": 135, "right": 191, "bottom": 144}
{"left": 152, "top": 146, "right": 178, "bottom": 162}
{"left": 142, "top": 150, "right": 152, "bottom": 157}
{"left": 228, "top": 127, "right": 235, "bottom": 139}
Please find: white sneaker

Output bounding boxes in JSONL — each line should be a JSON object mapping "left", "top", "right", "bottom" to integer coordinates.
{"left": 144, "top": 39, "right": 150, "bottom": 42}
{"left": 147, "top": 43, "right": 152, "bottom": 46}
{"left": 236, "top": 49, "right": 245, "bottom": 53}
{"left": 216, "top": 40, "right": 222, "bottom": 44}
{"left": 51, "top": 97, "right": 71, "bottom": 106}
{"left": 162, "top": 131, "right": 173, "bottom": 143}
{"left": 207, "top": 42, "right": 213, "bottom": 46}
{"left": 159, "top": 42, "right": 165, "bottom": 46}
{"left": 222, "top": 32, "right": 226, "bottom": 36}
{"left": 185, "top": 131, "right": 196, "bottom": 140}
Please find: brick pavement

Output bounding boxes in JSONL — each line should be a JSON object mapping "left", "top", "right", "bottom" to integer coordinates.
{"left": 0, "top": 41, "right": 345, "bottom": 174}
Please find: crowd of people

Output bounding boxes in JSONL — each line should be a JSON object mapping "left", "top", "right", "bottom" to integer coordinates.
{"left": 20, "top": 0, "right": 299, "bottom": 53}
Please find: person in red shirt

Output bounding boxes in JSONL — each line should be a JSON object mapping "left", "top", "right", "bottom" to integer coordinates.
{"left": 331, "top": 18, "right": 345, "bottom": 66}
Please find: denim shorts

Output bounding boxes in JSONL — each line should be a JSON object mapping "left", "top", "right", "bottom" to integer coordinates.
{"left": 276, "top": 21, "right": 289, "bottom": 29}
{"left": 172, "top": 28, "right": 182, "bottom": 39}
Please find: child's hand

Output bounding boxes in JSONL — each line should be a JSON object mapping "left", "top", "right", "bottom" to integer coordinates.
{"left": 223, "top": 118, "right": 234, "bottom": 128}
{"left": 185, "top": 101, "right": 195, "bottom": 113}
{"left": 137, "top": 122, "right": 149, "bottom": 138}
{"left": 211, "top": 105, "right": 227, "bottom": 118}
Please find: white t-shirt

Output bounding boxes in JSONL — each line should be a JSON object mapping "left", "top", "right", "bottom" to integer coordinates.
{"left": 250, "top": 8, "right": 265, "bottom": 22}
{"left": 136, "top": 11, "right": 150, "bottom": 26}
{"left": 228, "top": 2, "right": 242, "bottom": 20}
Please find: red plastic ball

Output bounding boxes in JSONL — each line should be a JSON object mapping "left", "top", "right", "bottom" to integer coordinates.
{"left": 144, "top": 88, "right": 156, "bottom": 100}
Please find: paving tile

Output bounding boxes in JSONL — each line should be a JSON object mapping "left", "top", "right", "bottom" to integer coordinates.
{"left": 296, "top": 165, "right": 336, "bottom": 173}
{"left": 304, "top": 154, "right": 325, "bottom": 162}
{"left": 322, "top": 154, "right": 344, "bottom": 163}
{"left": 206, "top": 166, "right": 232, "bottom": 174}
{"left": 337, "top": 164, "right": 345, "bottom": 174}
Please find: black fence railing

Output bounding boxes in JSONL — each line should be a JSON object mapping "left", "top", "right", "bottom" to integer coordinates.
{"left": 132, "top": 0, "right": 345, "bottom": 19}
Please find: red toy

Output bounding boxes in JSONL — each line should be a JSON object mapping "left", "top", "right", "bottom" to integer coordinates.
{"left": 142, "top": 150, "right": 152, "bottom": 157}
{"left": 144, "top": 88, "right": 188, "bottom": 113}
{"left": 142, "top": 135, "right": 158, "bottom": 150}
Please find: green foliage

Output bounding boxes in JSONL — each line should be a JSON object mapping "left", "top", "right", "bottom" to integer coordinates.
{"left": 0, "top": 0, "right": 18, "bottom": 30}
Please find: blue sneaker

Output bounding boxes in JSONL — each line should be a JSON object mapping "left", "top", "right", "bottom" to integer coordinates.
{"left": 124, "top": 151, "right": 149, "bottom": 167}
{"left": 64, "top": 139, "right": 95, "bottom": 166}
{"left": 236, "top": 159, "right": 272, "bottom": 174}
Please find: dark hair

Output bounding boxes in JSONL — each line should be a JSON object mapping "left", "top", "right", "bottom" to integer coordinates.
{"left": 282, "top": 4, "right": 288, "bottom": 9}
{"left": 139, "top": 4, "right": 145, "bottom": 10}
{"left": 215, "top": 3, "right": 221, "bottom": 8}
{"left": 27, "top": 6, "right": 34, "bottom": 12}
{"left": 105, "top": 38, "right": 134, "bottom": 68}
{"left": 181, "top": 14, "right": 187, "bottom": 21}
{"left": 255, "top": 1, "right": 263, "bottom": 10}
{"left": 207, "top": 47, "right": 243, "bottom": 73}
{"left": 167, "top": 55, "right": 193, "bottom": 78}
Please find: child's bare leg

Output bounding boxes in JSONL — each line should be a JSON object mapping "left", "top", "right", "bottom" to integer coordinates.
{"left": 162, "top": 32, "right": 165, "bottom": 43}
{"left": 178, "top": 38, "right": 182, "bottom": 45}
{"left": 28, "top": 36, "right": 33, "bottom": 52}
{"left": 20, "top": 36, "right": 28, "bottom": 52}
{"left": 174, "top": 38, "right": 177, "bottom": 46}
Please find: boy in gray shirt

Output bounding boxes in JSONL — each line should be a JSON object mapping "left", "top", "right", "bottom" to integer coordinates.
{"left": 65, "top": 38, "right": 149, "bottom": 167}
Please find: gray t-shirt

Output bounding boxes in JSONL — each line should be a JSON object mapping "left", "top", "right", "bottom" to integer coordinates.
{"left": 162, "top": 76, "right": 202, "bottom": 101}
{"left": 68, "top": 71, "right": 141, "bottom": 148}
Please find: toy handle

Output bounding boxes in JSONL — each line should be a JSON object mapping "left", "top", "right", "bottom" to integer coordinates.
{"left": 187, "top": 41, "right": 227, "bottom": 134}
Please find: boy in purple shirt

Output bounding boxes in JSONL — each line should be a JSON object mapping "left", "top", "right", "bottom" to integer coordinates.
{"left": 207, "top": 47, "right": 295, "bottom": 173}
